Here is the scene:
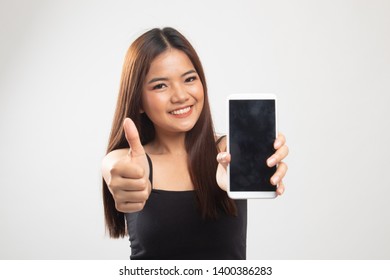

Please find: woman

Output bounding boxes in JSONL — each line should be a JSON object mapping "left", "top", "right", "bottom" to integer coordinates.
{"left": 101, "top": 27, "right": 288, "bottom": 259}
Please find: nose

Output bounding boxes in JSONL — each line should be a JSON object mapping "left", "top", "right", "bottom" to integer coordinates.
{"left": 171, "top": 83, "right": 189, "bottom": 103}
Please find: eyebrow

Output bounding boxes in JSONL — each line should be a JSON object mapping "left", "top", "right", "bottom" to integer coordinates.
{"left": 147, "top": 69, "right": 197, "bottom": 84}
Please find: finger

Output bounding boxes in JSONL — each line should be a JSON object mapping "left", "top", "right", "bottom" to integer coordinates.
{"left": 123, "top": 118, "right": 145, "bottom": 158}
{"left": 115, "top": 188, "right": 150, "bottom": 204}
{"left": 270, "top": 162, "right": 288, "bottom": 185}
{"left": 267, "top": 145, "right": 289, "bottom": 167}
{"left": 115, "top": 201, "right": 146, "bottom": 213}
{"left": 276, "top": 180, "right": 285, "bottom": 196}
{"left": 109, "top": 176, "right": 149, "bottom": 192}
{"left": 216, "top": 152, "right": 231, "bottom": 170}
{"left": 274, "top": 133, "right": 286, "bottom": 149}
{"left": 111, "top": 159, "right": 145, "bottom": 179}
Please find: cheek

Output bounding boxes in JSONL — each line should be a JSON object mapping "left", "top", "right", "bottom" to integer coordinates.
{"left": 142, "top": 94, "right": 164, "bottom": 114}
{"left": 197, "top": 88, "right": 205, "bottom": 109}
{"left": 192, "top": 84, "right": 204, "bottom": 103}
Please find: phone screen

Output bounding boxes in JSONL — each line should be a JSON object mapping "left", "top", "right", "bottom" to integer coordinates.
{"left": 229, "top": 99, "right": 277, "bottom": 192}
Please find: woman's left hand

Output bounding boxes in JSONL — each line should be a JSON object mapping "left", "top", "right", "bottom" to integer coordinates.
{"left": 216, "top": 133, "right": 289, "bottom": 196}
{"left": 265, "top": 133, "right": 289, "bottom": 195}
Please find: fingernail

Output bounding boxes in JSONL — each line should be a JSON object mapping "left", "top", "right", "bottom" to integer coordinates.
{"left": 272, "top": 176, "right": 280, "bottom": 185}
{"left": 277, "top": 187, "right": 284, "bottom": 195}
{"left": 217, "top": 153, "right": 227, "bottom": 162}
{"left": 267, "top": 157, "right": 276, "bottom": 167}
{"left": 274, "top": 140, "right": 281, "bottom": 148}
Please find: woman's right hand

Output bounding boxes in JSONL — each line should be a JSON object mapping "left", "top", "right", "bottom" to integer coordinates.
{"left": 102, "top": 118, "right": 151, "bottom": 213}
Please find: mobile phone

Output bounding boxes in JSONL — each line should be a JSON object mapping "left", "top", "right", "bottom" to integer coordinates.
{"left": 227, "top": 93, "right": 278, "bottom": 199}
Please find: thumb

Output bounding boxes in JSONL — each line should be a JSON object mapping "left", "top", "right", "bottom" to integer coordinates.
{"left": 123, "top": 118, "right": 145, "bottom": 158}
{"left": 216, "top": 152, "right": 231, "bottom": 170}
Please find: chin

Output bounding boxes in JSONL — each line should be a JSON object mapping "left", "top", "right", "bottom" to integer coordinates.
{"left": 173, "top": 124, "right": 197, "bottom": 133}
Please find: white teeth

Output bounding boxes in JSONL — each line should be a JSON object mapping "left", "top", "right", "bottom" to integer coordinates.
{"left": 170, "top": 106, "right": 191, "bottom": 115}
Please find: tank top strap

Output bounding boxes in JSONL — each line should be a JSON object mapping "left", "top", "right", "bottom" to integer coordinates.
{"left": 145, "top": 153, "right": 153, "bottom": 188}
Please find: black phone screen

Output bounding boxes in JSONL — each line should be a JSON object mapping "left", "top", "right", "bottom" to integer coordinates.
{"left": 229, "top": 99, "right": 277, "bottom": 192}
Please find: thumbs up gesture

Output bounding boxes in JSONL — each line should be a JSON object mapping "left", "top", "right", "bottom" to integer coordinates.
{"left": 102, "top": 118, "right": 151, "bottom": 213}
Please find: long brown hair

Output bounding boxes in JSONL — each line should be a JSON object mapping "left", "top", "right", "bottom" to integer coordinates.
{"left": 103, "top": 27, "right": 236, "bottom": 238}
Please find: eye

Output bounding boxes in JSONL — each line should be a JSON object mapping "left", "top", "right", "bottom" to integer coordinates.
{"left": 185, "top": 76, "right": 197, "bottom": 83}
{"left": 153, "top": 83, "right": 167, "bottom": 90}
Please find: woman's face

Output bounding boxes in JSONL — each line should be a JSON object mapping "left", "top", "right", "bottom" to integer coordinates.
{"left": 141, "top": 49, "right": 204, "bottom": 135}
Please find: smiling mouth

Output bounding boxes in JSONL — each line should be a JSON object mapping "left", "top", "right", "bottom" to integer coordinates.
{"left": 169, "top": 106, "right": 192, "bottom": 115}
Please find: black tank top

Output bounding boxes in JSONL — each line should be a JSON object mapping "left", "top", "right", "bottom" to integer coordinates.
{"left": 125, "top": 154, "right": 247, "bottom": 260}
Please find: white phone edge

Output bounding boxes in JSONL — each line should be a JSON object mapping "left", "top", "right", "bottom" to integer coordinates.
{"left": 227, "top": 93, "right": 278, "bottom": 199}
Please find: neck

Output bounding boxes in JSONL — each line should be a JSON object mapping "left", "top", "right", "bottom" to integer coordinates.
{"left": 147, "top": 130, "right": 187, "bottom": 155}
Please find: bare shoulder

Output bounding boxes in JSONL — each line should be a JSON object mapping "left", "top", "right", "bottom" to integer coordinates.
{"left": 214, "top": 134, "right": 227, "bottom": 152}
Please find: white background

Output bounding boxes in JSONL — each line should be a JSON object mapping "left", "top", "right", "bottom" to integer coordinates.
{"left": 0, "top": 0, "right": 389, "bottom": 259}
